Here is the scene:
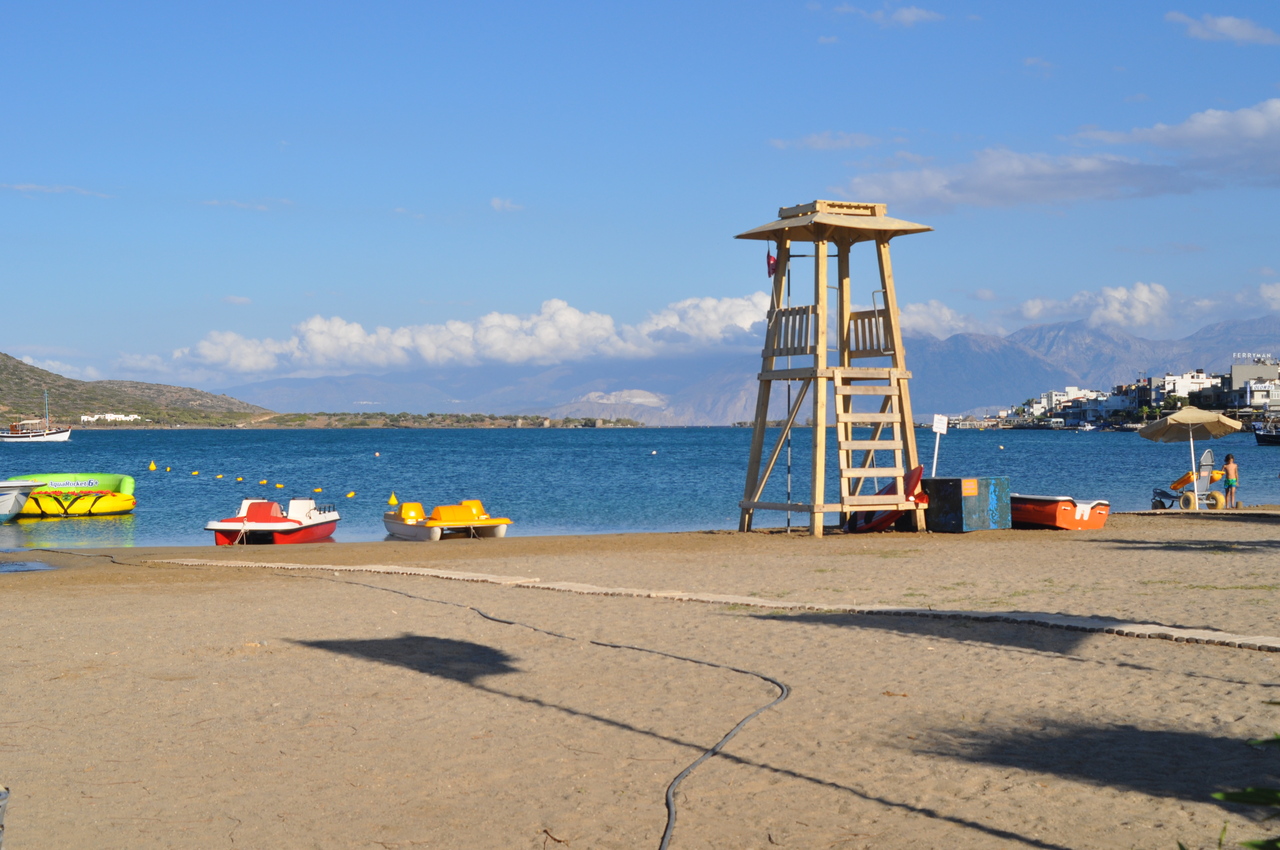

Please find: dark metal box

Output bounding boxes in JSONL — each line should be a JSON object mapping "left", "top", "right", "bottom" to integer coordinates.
{"left": 921, "top": 477, "right": 1011, "bottom": 533}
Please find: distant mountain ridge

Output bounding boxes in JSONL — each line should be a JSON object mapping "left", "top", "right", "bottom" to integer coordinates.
{"left": 216, "top": 314, "right": 1280, "bottom": 423}
{"left": 0, "top": 352, "right": 271, "bottom": 422}
{"left": 21, "top": 311, "right": 1265, "bottom": 426}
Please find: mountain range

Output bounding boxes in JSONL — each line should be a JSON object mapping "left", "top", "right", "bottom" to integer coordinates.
{"left": 0, "top": 352, "right": 271, "bottom": 423}
{"left": 217, "top": 313, "right": 1280, "bottom": 424}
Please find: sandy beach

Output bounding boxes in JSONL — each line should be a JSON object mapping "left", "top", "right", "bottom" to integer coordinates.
{"left": 5, "top": 512, "right": 1280, "bottom": 849}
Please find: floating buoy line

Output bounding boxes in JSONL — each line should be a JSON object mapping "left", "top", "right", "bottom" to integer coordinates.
{"left": 145, "top": 461, "right": 357, "bottom": 497}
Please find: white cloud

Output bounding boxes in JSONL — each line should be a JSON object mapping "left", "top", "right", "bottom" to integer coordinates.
{"left": 1018, "top": 282, "right": 1171, "bottom": 329}
{"left": 166, "top": 293, "right": 771, "bottom": 377}
{"left": 223, "top": 295, "right": 251, "bottom": 305}
{"left": 841, "top": 148, "right": 1188, "bottom": 211}
{"left": 633, "top": 293, "right": 771, "bottom": 344}
{"left": 837, "top": 5, "right": 942, "bottom": 26}
{"left": 1078, "top": 98, "right": 1280, "bottom": 176}
{"left": 898, "top": 300, "right": 995, "bottom": 338}
{"left": 770, "top": 131, "right": 879, "bottom": 150}
{"left": 1260, "top": 282, "right": 1280, "bottom": 311}
{"left": 1, "top": 183, "right": 109, "bottom": 198}
{"left": 19, "top": 355, "right": 102, "bottom": 380}
{"left": 490, "top": 197, "right": 523, "bottom": 212}
{"left": 1166, "top": 12, "right": 1280, "bottom": 45}
{"left": 839, "top": 98, "right": 1280, "bottom": 211}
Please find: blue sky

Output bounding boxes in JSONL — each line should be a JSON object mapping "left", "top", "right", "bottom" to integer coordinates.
{"left": 3, "top": 1, "right": 1279, "bottom": 387}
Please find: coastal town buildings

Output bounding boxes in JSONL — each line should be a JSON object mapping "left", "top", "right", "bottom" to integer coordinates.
{"left": 80, "top": 413, "right": 142, "bottom": 423}
{"left": 971, "top": 358, "right": 1280, "bottom": 429}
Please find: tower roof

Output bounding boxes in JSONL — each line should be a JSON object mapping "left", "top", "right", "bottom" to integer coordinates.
{"left": 735, "top": 200, "right": 931, "bottom": 244}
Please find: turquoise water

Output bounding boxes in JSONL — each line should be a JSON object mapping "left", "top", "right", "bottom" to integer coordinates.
{"left": 0, "top": 426, "right": 1272, "bottom": 549}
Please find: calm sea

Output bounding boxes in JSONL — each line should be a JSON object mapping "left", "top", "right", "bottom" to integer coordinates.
{"left": 0, "top": 426, "right": 1274, "bottom": 549}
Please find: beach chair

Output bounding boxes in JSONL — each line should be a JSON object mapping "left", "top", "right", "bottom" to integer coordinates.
{"left": 1151, "top": 448, "right": 1225, "bottom": 510}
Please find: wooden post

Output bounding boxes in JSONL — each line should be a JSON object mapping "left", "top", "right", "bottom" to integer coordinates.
{"left": 811, "top": 235, "right": 828, "bottom": 536}
{"left": 876, "top": 237, "right": 924, "bottom": 530}
{"left": 836, "top": 240, "right": 852, "bottom": 524}
{"left": 740, "top": 241, "right": 790, "bottom": 531}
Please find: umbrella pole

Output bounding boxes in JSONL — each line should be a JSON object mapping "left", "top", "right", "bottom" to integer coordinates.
{"left": 1189, "top": 431, "right": 1198, "bottom": 509}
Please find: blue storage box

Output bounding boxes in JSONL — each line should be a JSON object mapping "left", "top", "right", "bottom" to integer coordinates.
{"left": 921, "top": 477, "right": 1011, "bottom": 533}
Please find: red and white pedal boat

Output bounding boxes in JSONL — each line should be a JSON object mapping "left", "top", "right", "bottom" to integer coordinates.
{"left": 1010, "top": 494, "right": 1110, "bottom": 531}
{"left": 206, "top": 498, "right": 340, "bottom": 545}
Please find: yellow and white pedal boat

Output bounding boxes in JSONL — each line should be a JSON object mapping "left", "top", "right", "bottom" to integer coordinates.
{"left": 383, "top": 499, "right": 511, "bottom": 541}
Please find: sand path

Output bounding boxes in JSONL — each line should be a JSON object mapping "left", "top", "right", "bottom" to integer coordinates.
{"left": 3, "top": 513, "right": 1280, "bottom": 848}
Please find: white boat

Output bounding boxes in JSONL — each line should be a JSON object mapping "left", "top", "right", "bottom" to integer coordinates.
{"left": 1, "top": 392, "right": 71, "bottom": 443}
{"left": 1077, "top": 423, "right": 1096, "bottom": 432}
{"left": 206, "top": 498, "right": 340, "bottom": 545}
{"left": 0, "top": 480, "right": 44, "bottom": 521}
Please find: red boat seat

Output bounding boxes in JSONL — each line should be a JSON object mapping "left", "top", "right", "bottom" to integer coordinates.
{"left": 245, "top": 501, "right": 285, "bottom": 522}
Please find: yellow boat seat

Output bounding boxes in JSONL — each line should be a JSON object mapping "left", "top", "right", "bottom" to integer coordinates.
{"left": 397, "top": 502, "right": 426, "bottom": 522}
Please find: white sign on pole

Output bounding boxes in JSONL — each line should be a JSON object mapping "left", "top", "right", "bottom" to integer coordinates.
{"left": 930, "top": 414, "right": 947, "bottom": 477}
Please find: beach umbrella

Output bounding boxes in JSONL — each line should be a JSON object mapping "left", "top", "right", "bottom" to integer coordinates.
{"left": 1138, "top": 407, "right": 1242, "bottom": 504}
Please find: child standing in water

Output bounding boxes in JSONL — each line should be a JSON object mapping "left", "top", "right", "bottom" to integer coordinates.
{"left": 1223, "top": 453, "right": 1239, "bottom": 509}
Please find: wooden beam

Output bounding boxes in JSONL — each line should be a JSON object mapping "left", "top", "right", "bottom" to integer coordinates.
{"left": 759, "top": 366, "right": 912, "bottom": 381}
{"left": 877, "top": 236, "right": 924, "bottom": 531}
{"left": 740, "top": 240, "right": 791, "bottom": 532}
{"left": 741, "top": 500, "right": 851, "bottom": 514}
{"left": 840, "top": 467, "right": 905, "bottom": 478}
{"left": 840, "top": 497, "right": 926, "bottom": 509}
{"left": 838, "top": 439, "right": 904, "bottom": 451}
{"left": 748, "top": 379, "right": 812, "bottom": 506}
{"left": 811, "top": 237, "right": 828, "bottom": 538}
{"left": 835, "top": 385, "right": 900, "bottom": 396}
{"left": 836, "top": 412, "right": 900, "bottom": 424}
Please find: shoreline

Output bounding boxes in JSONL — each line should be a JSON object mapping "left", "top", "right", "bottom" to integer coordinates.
{"left": 6, "top": 512, "right": 1280, "bottom": 847}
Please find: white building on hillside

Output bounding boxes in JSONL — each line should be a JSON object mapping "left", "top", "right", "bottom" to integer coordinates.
{"left": 81, "top": 413, "right": 142, "bottom": 423}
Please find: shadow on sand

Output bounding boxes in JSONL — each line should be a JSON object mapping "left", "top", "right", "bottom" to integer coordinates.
{"left": 753, "top": 610, "right": 1111, "bottom": 654}
{"left": 919, "top": 722, "right": 1279, "bottom": 809}
{"left": 295, "top": 633, "right": 519, "bottom": 684}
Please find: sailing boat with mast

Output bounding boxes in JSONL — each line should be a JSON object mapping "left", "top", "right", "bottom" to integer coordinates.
{"left": 1, "top": 391, "right": 72, "bottom": 443}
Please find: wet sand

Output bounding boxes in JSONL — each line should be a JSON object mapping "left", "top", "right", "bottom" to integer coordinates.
{"left": 4, "top": 513, "right": 1280, "bottom": 848}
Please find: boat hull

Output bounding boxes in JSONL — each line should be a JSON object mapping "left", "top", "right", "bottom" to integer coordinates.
{"left": 384, "top": 516, "right": 444, "bottom": 541}
{"left": 1011, "top": 495, "right": 1110, "bottom": 531}
{"left": 212, "top": 520, "right": 338, "bottom": 546}
{"left": 0, "top": 482, "right": 41, "bottom": 522}
{"left": 0, "top": 427, "right": 71, "bottom": 443}
{"left": 1255, "top": 429, "right": 1280, "bottom": 446}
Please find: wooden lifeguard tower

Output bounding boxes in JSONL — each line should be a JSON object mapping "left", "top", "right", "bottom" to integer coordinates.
{"left": 737, "top": 200, "right": 932, "bottom": 536}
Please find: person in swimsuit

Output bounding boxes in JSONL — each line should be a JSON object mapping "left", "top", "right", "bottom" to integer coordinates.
{"left": 1223, "top": 453, "right": 1239, "bottom": 509}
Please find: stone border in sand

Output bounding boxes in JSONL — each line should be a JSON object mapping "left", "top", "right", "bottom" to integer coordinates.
{"left": 152, "top": 558, "right": 1280, "bottom": 653}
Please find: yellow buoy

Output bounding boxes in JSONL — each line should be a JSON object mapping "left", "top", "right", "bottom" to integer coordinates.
{"left": 165, "top": 467, "right": 171, "bottom": 472}
{"left": 148, "top": 461, "right": 156, "bottom": 471}
{"left": 388, "top": 492, "right": 399, "bottom": 506}
{"left": 346, "top": 491, "right": 355, "bottom": 498}
{"left": 259, "top": 480, "right": 268, "bottom": 485}
{"left": 236, "top": 477, "right": 243, "bottom": 482}
{"left": 192, "top": 471, "right": 199, "bottom": 475}
{"left": 313, "top": 487, "right": 322, "bottom": 493}
{"left": 275, "top": 483, "right": 284, "bottom": 489}
{"left": 215, "top": 474, "right": 223, "bottom": 479}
